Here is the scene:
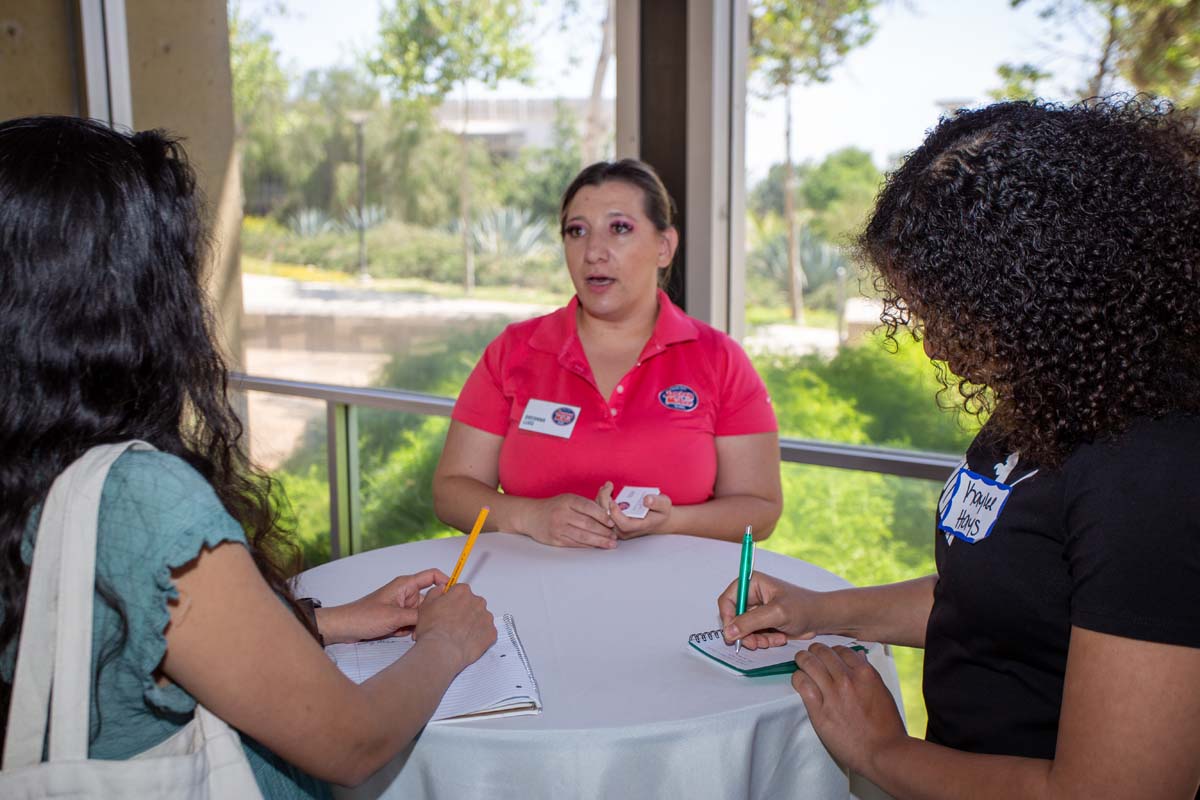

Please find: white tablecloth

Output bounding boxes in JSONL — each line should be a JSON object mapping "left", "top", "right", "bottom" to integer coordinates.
{"left": 295, "top": 533, "right": 901, "bottom": 800}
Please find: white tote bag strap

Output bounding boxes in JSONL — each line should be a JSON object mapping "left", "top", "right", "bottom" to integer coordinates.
{"left": 3, "top": 441, "right": 154, "bottom": 768}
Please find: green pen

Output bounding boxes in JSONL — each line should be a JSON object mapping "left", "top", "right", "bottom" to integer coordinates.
{"left": 735, "top": 526, "right": 754, "bottom": 654}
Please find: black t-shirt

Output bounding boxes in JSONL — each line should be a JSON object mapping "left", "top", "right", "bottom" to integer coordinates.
{"left": 923, "top": 414, "right": 1200, "bottom": 760}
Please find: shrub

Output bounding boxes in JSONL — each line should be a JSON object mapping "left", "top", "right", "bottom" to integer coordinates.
{"left": 240, "top": 215, "right": 570, "bottom": 288}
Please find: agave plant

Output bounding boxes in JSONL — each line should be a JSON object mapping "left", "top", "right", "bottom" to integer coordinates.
{"left": 747, "top": 220, "right": 846, "bottom": 295}
{"left": 287, "top": 207, "right": 336, "bottom": 238}
{"left": 342, "top": 203, "right": 388, "bottom": 233}
{"left": 467, "top": 207, "right": 550, "bottom": 259}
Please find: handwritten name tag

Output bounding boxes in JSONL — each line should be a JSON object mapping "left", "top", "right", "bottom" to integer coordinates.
{"left": 937, "top": 466, "right": 1012, "bottom": 544}
{"left": 518, "top": 399, "right": 581, "bottom": 439}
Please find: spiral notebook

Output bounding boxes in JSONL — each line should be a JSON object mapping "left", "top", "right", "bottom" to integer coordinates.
{"left": 687, "top": 628, "right": 867, "bottom": 677}
{"left": 326, "top": 613, "right": 542, "bottom": 721}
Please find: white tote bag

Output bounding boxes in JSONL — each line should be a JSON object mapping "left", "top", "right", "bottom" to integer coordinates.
{"left": 0, "top": 442, "right": 264, "bottom": 799}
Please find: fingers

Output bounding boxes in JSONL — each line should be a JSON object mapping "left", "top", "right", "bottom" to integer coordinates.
{"left": 391, "top": 608, "right": 419, "bottom": 630}
{"left": 561, "top": 518, "right": 618, "bottom": 549}
{"left": 609, "top": 493, "right": 670, "bottom": 540}
{"left": 595, "top": 481, "right": 614, "bottom": 512}
{"left": 407, "top": 567, "right": 450, "bottom": 591}
{"left": 792, "top": 666, "right": 822, "bottom": 707}
{"left": 557, "top": 497, "right": 616, "bottom": 548}
{"left": 792, "top": 644, "right": 876, "bottom": 718}
{"left": 717, "top": 579, "right": 740, "bottom": 626}
{"left": 738, "top": 630, "right": 790, "bottom": 650}
{"left": 641, "top": 493, "right": 669, "bottom": 514}
{"left": 722, "top": 601, "right": 787, "bottom": 644}
{"left": 607, "top": 505, "right": 653, "bottom": 540}
{"left": 793, "top": 643, "right": 852, "bottom": 692}
{"left": 414, "top": 583, "right": 496, "bottom": 666}
{"left": 573, "top": 497, "right": 614, "bottom": 528}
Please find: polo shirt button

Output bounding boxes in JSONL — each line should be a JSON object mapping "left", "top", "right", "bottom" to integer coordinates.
{"left": 610, "top": 408, "right": 618, "bottom": 416}
{"left": 616, "top": 385, "right": 624, "bottom": 394}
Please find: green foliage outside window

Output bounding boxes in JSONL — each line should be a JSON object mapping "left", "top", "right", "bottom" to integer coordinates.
{"left": 269, "top": 328, "right": 973, "bottom": 736}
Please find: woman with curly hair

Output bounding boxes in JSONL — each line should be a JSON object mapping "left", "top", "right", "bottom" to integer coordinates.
{"left": 0, "top": 116, "right": 496, "bottom": 797}
{"left": 717, "top": 98, "right": 1200, "bottom": 798}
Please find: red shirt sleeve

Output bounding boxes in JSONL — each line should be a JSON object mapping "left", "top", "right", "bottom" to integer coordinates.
{"left": 451, "top": 334, "right": 512, "bottom": 436}
{"left": 714, "top": 334, "right": 777, "bottom": 436}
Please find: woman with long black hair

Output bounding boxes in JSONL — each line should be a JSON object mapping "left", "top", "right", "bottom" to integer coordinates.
{"left": 0, "top": 115, "right": 496, "bottom": 798}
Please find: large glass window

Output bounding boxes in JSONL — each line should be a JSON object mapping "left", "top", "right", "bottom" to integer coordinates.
{"left": 741, "top": 0, "right": 1199, "bottom": 735}
{"left": 234, "top": 389, "right": 332, "bottom": 566}
{"left": 741, "top": 0, "right": 1119, "bottom": 448}
{"left": 764, "top": 462, "right": 940, "bottom": 734}
{"left": 231, "top": 0, "right": 616, "bottom": 534}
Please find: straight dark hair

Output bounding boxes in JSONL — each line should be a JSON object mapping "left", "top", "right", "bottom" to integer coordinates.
{"left": 559, "top": 158, "right": 678, "bottom": 287}
{"left": 0, "top": 116, "right": 314, "bottom": 742}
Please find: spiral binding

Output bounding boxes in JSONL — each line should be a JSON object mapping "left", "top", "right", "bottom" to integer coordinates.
{"left": 503, "top": 613, "right": 540, "bottom": 697}
{"left": 688, "top": 629, "right": 722, "bottom": 643}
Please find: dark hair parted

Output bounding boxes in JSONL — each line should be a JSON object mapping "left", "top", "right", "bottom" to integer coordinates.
{"left": 859, "top": 97, "right": 1200, "bottom": 466}
{"left": 559, "top": 158, "right": 678, "bottom": 287}
{"left": 0, "top": 116, "right": 314, "bottom": 740}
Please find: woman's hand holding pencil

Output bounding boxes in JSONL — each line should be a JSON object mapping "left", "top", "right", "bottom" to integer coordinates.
{"left": 445, "top": 506, "right": 489, "bottom": 592}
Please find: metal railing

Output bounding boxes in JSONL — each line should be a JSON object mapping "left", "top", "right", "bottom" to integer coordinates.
{"left": 232, "top": 373, "right": 960, "bottom": 558}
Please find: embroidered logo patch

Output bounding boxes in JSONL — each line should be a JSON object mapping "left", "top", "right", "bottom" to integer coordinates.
{"left": 658, "top": 384, "right": 699, "bottom": 411}
{"left": 552, "top": 407, "right": 577, "bottom": 426}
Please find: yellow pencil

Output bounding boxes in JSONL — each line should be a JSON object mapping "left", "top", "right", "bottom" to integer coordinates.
{"left": 445, "top": 506, "right": 489, "bottom": 592}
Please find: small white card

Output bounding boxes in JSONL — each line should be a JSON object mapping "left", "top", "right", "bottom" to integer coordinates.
{"left": 614, "top": 485, "right": 660, "bottom": 519}
{"left": 937, "top": 467, "right": 1012, "bottom": 544}
{"left": 518, "top": 399, "right": 581, "bottom": 439}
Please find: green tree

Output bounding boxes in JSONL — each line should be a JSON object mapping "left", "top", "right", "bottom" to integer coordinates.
{"left": 286, "top": 68, "right": 382, "bottom": 217}
{"left": 747, "top": 148, "right": 880, "bottom": 314}
{"left": 989, "top": 62, "right": 1055, "bottom": 101}
{"left": 746, "top": 213, "right": 847, "bottom": 311}
{"left": 495, "top": 103, "right": 586, "bottom": 226}
{"left": 1121, "top": 0, "right": 1200, "bottom": 107}
{"left": 750, "top": 0, "right": 882, "bottom": 323}
{"left": 797, "top": 147, "right": 882, "bottom": 242}
{"left": 1005, "top": 0, "right": 1200, "bottom": 107}
{"left": 227, "top": 3, "right": 290, "bottom": 215}
{"left": 369, "top": 1, "right": 537, "bottom": 294}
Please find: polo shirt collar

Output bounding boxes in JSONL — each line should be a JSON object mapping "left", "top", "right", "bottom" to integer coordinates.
{"left": 529, "top": 289, "right": 699, "bottom": 362}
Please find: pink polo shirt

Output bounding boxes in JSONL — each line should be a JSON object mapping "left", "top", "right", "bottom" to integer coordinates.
{"left": 452, "top": 289, "right": 777, "bottom": 505}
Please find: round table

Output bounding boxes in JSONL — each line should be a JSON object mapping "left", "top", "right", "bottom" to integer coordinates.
{"left": 295, "top": 533, "right": 901, "bottom": 800}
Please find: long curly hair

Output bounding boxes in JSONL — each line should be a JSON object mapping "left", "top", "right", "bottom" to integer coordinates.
{"left": 858, "top": 97, "right": 1200, "bottom": 466}
{"left": 0, "top": 116, "right": 314, "bottom": 739}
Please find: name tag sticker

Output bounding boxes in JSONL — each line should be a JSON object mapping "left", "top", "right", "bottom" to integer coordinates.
{"left": 937, "top": 467, "right": 1012, "bottom": 544}
{"left": 518, "top": 399, "right": 581, "bottom": 439}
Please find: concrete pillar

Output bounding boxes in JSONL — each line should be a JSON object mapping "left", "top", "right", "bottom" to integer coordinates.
{"left": 125, "top": 0, "right": 243, "bottom": 368}
{"left": 0, "top": 3, "right": 80, "bottom": 116}
{"left": 0, "top": 0, "right": 244, "bottom": 369}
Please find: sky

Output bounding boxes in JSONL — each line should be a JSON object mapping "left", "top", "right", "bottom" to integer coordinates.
{"left": 244, "top": 0, "right": 1096, "bottom": 182}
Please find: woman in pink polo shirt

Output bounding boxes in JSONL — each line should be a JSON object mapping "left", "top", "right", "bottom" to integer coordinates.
{"left": 433, "top": 159, "right": 783, "bottom": 548}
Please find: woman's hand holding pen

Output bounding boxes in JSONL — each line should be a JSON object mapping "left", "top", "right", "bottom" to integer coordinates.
{"left": 410, "top": 583, "right": 497, "bottom": 672}
{"left": 316, "top": 568, "right": 449, "bottom": 645}
{"left": 718, "top": 573, "right": 831, "bottom": 650}
{"left": 519, "top": 493, "right": 617, "bottom": 549}
{"left": 595, "top": 481, "right": 674, "bottom": 540}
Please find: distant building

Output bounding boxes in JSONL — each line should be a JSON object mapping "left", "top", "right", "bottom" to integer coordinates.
{"left": 433, "top": 96, "right": 613, "bottom": 156}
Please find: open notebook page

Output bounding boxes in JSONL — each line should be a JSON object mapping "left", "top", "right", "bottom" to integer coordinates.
{"left": 326, "top": 613, "right": 541, "bottom": 721}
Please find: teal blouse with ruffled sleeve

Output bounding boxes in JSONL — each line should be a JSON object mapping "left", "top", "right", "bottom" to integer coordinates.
{"left": 2, "top": 450, "right": 329, "bottom": 800}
